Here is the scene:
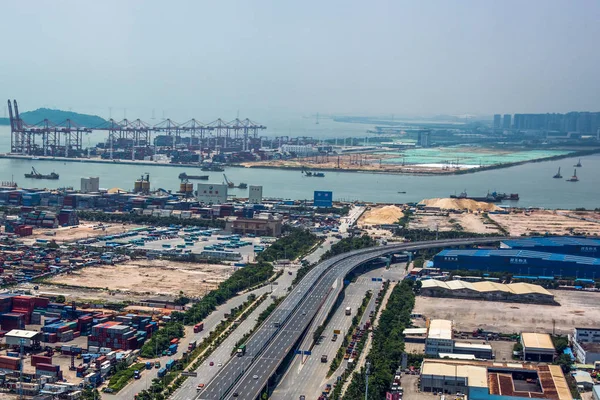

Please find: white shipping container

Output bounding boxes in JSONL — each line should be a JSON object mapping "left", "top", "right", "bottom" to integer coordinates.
{"left": 88, "top": 346, "right": 99, "bottom": 354}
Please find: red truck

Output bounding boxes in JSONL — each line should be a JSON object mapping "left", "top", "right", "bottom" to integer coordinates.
{"left": 194, "top": 322, "right": 204, "bottom": 333}
{"left": 170, "top": 338, "right": 179, "bottom": 345}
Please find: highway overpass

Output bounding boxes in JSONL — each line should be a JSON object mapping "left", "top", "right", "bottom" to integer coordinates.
{"left": 197, "top": 237, "right": 504, "bottom": 400}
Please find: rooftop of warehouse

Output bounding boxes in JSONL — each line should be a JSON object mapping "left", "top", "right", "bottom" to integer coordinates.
{"left": 5, "top": 329, "right": 41, "bottom": 339}
{"left": 502, "top": 236, "right": 600, "bottom": 248}
{"left": 422, "top": 359, "right": 572, "bottom": 400}
{"left": 436, "top": 249, "right": 600, "bottom": 266}
{"left": 521, "top": 332, "right": 555, "bottom": 351}
{"left": 421, "top": 279, "right": 553, "bottom": 296}
{"left": 427, "top": 319, "right": 453, "bottom": 341}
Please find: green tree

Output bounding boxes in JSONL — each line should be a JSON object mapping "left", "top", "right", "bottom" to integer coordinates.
{"left": 55, "top": 295, "right": 66, "bottom": 303}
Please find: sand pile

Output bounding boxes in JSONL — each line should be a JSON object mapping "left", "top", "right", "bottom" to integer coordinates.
{"left": 359, "top": 205, "right": 404, "bottom": 225}
{"left": 419, "top": 198, "right": 501, "bottom": 212}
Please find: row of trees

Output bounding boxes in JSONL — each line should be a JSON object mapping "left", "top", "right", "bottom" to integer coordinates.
{"left": 343, "top": 280, "right": 416, "bottom": 399}
{"left": 257, "top": 227, "right": 319, "bottom": 262}
{"left": 396, "top": 228, "right": 502, "bottom": 241}
{"left": 76, "top": 210, "right": 225, "bottom": 229}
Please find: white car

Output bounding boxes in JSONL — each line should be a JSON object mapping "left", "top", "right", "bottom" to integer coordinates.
{"left": 253, "top": 375, "right": 259, "bottom": 379}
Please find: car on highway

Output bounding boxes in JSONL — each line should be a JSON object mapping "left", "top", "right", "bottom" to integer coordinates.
{"left": 196, "top": 383, "right": 205, "bottom": 391}
{"left": 253, "top": 374, "right": 258, "bottom": 379}
{"left": 233, "top": 393, "right": 239, "bottom": 397}
{"left": 217, "top": 362, "right": 222, "bottom": 367}
{"left": 133, "top": 370, "right": 141, "bottom": 379}
{"left": 155, "top": 361, "right": 161, "bottom": 368}
{"left": 209, "top": 361, "right": 214, "bottom": 366}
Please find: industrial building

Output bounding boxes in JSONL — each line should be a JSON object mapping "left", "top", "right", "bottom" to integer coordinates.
{"left": 5, "top": 330, "right": 42, "bottom": 348}
{"left": 521, "top": 332, "right": 556, "bottom": 362}
{"left": 425, "top": 319, "right": 493, "bottom": 359}
{"left": 420, "top": 359, "right": 572, "bottom": 400}
{"left": 197, "top": 183, "right": 228, "bottom": 205}
{"left": 501, "top": 236, "right": 600, "bottom": 258}
{"left": 80, "top": 177, "right": 100, "bottom": 193}
{"left": 225, "top": 214, "right": 282, "bottom": 237}
{"left": 248, "top": 185, "right": 263, "bottom": 204}
{"left": 433, "top": 249, "right": 600, "bottom": 279}
{"left": 572, "top": 327, "right": 600, "bottom": 364}
{"left": 420, "top": 279, "right": 555, "bottom": 304}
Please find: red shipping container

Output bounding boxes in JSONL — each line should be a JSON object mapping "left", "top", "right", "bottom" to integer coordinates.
{"left": 36, "top": 363, "right": 60, "bottom": 372}
{"left": 31, "top": 355, "right": 52, "bottom": 366}
{"left": 33, "top": 297, "right": 50, "bottom": 308}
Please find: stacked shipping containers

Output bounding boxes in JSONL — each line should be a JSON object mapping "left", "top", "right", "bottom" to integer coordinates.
{"left": 88, "top": 322, "right": 137, "bottom": 350}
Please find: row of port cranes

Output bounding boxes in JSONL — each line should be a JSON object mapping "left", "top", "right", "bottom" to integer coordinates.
{"left": 6, "top": 99, "right": 267, "bottom": 159}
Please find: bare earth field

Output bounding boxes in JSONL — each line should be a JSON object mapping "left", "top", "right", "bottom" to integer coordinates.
{"left": 47, "top": 259, "right": 233, "bottom": 297}
{"left": 409, "top": 214, "right": 456, "bottom": 231}
{"left": 489, "top": 210, "right": 600, "bottom": 236}
{"left": 358, "top": 205, "right": 404, "bottom": 226}
{"left": 414, "top": 289, "right": 600, "bottom": 335}
{"left": 20, "top": 221, "right": 144, "bottom": 244}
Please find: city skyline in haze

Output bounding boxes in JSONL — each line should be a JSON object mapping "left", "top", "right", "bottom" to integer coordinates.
{"left": 1, "top": 0, "right": 599, "bottom": 121}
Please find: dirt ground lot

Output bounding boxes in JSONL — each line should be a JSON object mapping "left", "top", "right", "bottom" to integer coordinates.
{"left": 47, "top": 259, "right": 233, "bottom": 297}
{"left": 358, "top": 205, "right": 404, "bottom": 226}
{"left": 19, "top": 221, "right": 144, "bottom": 244}
{"left": 414, "top": 289, "right": 600, "bottom": 335}
{"left": 489, "top": 210, "right": 600, "bottom": 236}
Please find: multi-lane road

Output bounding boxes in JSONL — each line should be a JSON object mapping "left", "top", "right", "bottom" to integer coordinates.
{"left": 196, "top": 237, "right": 504, "bottom": 400}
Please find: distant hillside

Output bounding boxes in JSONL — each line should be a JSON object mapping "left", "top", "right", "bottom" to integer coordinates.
{"left": 0, "top": 108, "right": 107, "bottom": 127}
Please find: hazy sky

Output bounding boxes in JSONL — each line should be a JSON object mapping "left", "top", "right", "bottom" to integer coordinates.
{"left": 1, "top": 0, "right": 599, "bottom": 120}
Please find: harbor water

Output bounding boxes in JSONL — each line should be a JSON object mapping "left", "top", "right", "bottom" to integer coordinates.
{"left": 0, "top": 126, "right": 598, "bottom": 209}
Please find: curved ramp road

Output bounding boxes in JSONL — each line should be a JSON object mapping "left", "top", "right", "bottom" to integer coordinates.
{"left": 197, "top": 237, "right": 504, "bottom": 400}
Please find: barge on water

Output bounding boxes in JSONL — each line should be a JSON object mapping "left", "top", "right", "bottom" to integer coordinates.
{"left": 178, "top": 173, "right": 209, "bottom": 180}
{"left": 24, "top": 167, "right": 59, "bottom": 180}
{"left": 450, "top": 190, "right": 519, "bottom": 203}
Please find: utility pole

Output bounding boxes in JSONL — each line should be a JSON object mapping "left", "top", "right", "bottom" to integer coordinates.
{"left": 365, "top": 361, "right": 371, "bottom": 400}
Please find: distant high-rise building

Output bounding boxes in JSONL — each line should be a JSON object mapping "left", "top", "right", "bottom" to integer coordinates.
{"left": 503, "top": 114, "right": 511, "bottom": 130}
{"left": 418, "top": 130, "right": 431, "bottom": 147}
{"left": 493, "top": 114, "right": 502, "bottom": 129}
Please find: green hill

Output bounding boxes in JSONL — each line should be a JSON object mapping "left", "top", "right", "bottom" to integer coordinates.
{"left": 0, "top": 108, "right": 107, "bottom": 127}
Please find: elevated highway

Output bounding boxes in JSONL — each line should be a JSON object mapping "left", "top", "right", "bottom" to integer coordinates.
{"left": 197, "top": 237, "right": 504, "bottom": 399}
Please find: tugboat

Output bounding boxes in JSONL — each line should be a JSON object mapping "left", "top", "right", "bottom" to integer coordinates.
{"left": 574, "top": 159, "right": 582, "bottom": 167}
{"left": 178, "top": 172, "right": 209, "bottom": 180}
{"left": 553, "top": 167, "right": 562, "bottom": 179}
{"left": 24, "top": 167, "right": 59, "bottom": 180}
{"left": 566, "top": 169, "right": 579, "bottom": 182}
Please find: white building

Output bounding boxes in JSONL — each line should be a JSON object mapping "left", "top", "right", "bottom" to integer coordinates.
{"left": 425, "top": 319, "right": 454, "bottom": 356}
{"left": 197, "top": 183, "right": 228, "bottom": 205}
{"left": 573, "top": 327, "right": 600, "bottom": 364}
{"left": 248, "top": 185, "right": 263, "bottom": 204}
{"left": 280, "top": 144, "right": 318, "bottom": 156}
{"left": 80, "top": 177, "right": 100, "bottom": 193}
{"left": 5, "top": 330, "right": 42, "bottom": 347}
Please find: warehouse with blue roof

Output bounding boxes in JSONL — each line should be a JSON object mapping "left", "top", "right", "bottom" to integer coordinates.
{"left": 433, "top": 249, "right": 600, "bottom": 278}
{"left": 501, "top": 236, "right": 600, "bottom": 257}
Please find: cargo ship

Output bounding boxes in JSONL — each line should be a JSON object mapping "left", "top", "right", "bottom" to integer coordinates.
{"left": 178, "top": 173, "right": 209, "bottom": 180}
{"left": 24, "top": 167, "right": 59, "bottom": 180}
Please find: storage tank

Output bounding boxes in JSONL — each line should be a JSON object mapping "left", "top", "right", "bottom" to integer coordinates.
{"left": 134, "top": 180, "right": 142, "bottom": 193}
{"left": 141, "top": 181, "right": 150, "bottom": 192}
{"left": 186, "top": 183, "right": 193, "bottom": 193}
{"left": 179, "top": 183, "right": 187, "bottom": 193}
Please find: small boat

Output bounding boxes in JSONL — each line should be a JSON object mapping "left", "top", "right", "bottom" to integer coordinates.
{"left": 178, "top": 172, "right": 209, "bottom": 180}
{"left": 398, "top": 191, "right": 406, "bottom": 194}
{"left": 313, "top": 172, "right": 325, "bottom": 177}
{"left": 24, "top": 167, "right": 59, "bottom": 180}
{"left": 237, "top": 183, "right": 248, "bottom": 189}
{"left": 574, "top": 159, "right": 582, "bottom": 167}
{"left": 553, "top": 167, "right": 562, "bottom": 179}
{"left": 566, "top": 169, "right": 579, "bottom": 182}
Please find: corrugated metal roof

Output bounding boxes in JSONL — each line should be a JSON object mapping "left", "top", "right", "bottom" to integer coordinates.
{"left": 427, "top": 319, "right": 452, "bottom": 340}
{"left": 522, "top": 332, "right": 555, "bottom": 351}
{"left": 421, "top": 279, "right": 552, "bottom": 296}
{"left": 502, "top": 236, "right": 600, "bottom": 249}
{"left": 436, "top": 248, "right": 600, "bottom": 265}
